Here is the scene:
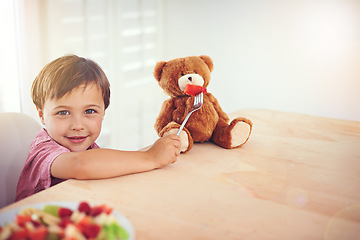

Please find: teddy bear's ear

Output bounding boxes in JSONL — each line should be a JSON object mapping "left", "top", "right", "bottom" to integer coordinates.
{"left": 199, "top": 55, "right": 214, "bottom": 72}
{"left": 154, "top": 61, "right": 167, "bottom": 82}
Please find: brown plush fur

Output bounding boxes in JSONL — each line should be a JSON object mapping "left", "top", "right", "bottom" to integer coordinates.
{"left": 154, "top": 55, "right": 252, "bottom": 153}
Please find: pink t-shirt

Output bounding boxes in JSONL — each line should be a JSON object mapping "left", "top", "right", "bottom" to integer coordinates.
{"left": 15, "top": 128, "right": 99, "bottom": 201}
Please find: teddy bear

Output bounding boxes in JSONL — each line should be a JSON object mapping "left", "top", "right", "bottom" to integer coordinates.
{"left": 154, "top": 55, "right": 252, "bottom": 153}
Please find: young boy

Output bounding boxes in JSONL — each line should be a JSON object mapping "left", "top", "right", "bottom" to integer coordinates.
{"left": 16, "top": 54, "right": 181, "bottom": 201}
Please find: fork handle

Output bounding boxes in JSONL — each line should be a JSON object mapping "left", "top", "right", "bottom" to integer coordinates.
{"left": 176, "top": 111, "right": 194, "bottom": 136}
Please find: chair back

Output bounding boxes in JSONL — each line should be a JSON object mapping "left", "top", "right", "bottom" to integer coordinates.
{"left": 0, "top": 112, "right": 42, "bottom": 208}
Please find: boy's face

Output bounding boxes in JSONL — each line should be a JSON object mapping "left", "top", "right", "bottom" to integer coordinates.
{"left": 37, "top": 83, "right": 105, "bottom": 152}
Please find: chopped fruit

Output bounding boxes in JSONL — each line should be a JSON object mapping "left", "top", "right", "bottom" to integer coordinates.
{"left": 30, "top": 220, "right": 41, "bottom": 228}
{"left": 1, "top": 202, "right": 130, "bottom": 240}
{"left": 184, "top": 84, "right": 207, "bottom": 96}
{"left": 78, "top": 202, "right": 91, "bottom": 215}
{"left": 58, "top": 217, "right": 72, "bottom": 228}
{"left": 89, "top": 204, "right": 112, "bottom": 217}
{"left": 10, "top": 228, "right": 28, "bottom": 240}
{"left": 28, "top": 225, "right": 47, "bottom": 240}
{"left": 78, "top": 215, "right": 92, "bottom": 227}
{"left": 103, "top": 222, "right": 129, "bottom": 240}
{"left": 58, "top": 207, "right": 73, "bottom": 218}
{"left": 101, "top": 204, "right": 113, "bottom": 214}
{"left": 43, "top": 205, "right": 60, "bottom": 217}
{"left": 89, "top": 205, "right": 104, "bottom": 217}
{"left": 16, "top": 214, "right": 32, "bottom": 227}
{"left": 80, "top": 223, "right": 101, "bottom": 238}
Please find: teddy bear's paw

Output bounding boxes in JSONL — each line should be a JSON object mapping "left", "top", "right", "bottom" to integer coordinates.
{"left": 230, "top": 120, "right": 252, "bottom": 148}
{"left": 178, "top": 130, "right": 190, "bottom": 152}
{"left": 163, "top": 128, "right": 189, "bottom": 152}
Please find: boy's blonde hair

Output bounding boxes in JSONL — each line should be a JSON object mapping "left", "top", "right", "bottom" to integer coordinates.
{"left": 31, "top": 54, "right": 110, "bottom": 110}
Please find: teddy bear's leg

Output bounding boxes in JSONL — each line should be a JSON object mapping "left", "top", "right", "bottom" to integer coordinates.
{"left": 230, "top": 117, "right": 253, "bottom": 148}
{"left": 211, "top": 117, "right": 252, "bottom": 149}
{"left": 159, "top": 122, "right": 193, "bottom": 153}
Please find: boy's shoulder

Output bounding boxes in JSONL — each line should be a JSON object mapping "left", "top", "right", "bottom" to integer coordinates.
{"left": 29, "top": 128, "right": 69, "bottom": 155}
{"left": 31, "top": 128, "right": 53, "bottom": 146}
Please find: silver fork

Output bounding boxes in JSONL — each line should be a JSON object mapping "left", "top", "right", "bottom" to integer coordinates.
{"left": 177, "top": 92, "right": 204, "bottom": 136}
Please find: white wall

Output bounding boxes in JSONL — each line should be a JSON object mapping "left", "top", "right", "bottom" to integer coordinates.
{"left": 0, "top": 0, "right": 22, "bottom": 112}
{"left": 161, "top": 0, "right": 360, "bottom": 121}
{"left": 2, "top": 0, "right": 165, "bottom": 150}
{"left": 2, "top": 0, "right": 359, "bottom": 151}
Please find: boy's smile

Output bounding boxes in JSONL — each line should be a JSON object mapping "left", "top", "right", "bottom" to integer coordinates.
{"left": 37, "top": 83, "right": 105, "bottom": 152}
{"left": 67, "top": 136, "right": 88, "bottom": 144}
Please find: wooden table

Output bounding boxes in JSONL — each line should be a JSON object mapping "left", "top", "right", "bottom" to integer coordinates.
{"left": 1, "top": 109, "right": 359, "bottom": 239}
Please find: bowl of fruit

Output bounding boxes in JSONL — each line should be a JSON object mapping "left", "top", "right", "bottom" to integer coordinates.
{"left": 0, "top": 201, "right": 134, "bottom": 240}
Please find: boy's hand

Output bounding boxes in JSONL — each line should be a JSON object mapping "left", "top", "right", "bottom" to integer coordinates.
{"left": 147, "top": 134, "right": 181, "bottom": 168}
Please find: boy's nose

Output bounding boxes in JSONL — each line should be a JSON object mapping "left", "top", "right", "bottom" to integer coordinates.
{"left": 71, "top": 117, "right": 85, "bottom": 131}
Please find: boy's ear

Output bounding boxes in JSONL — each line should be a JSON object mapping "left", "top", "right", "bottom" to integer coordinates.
{"left": 36, "top": 106, "right": 45, "bottom": 125}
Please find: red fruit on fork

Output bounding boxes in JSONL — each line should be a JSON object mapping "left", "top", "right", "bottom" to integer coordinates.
{"left": 184, "top": 84, "right": 207, "bottom": 96}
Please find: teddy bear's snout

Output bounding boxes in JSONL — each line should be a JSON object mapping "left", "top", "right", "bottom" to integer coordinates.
{"left": 178, "top": 73, "right": 205, "bottom": 92}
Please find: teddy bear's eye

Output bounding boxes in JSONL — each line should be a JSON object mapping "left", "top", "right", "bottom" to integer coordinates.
{"left": 181, "top": 72, "right": 185, "bottom": 76}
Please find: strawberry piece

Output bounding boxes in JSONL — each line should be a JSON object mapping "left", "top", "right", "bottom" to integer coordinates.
{"left": 58, "top": 207, "right": 73, "bottom": 218}
{"left": 78, "top": 215, "right": 92, "bottom": 227}
{"left": 16, "top": 214, "right": 32, "bottom": 227}
{"left": 184, "top": 84, "right": 207, "bottom": 96}
{"left": 58, "top": 231, "right": 65, "bottom": 239}
{"left": 101, "top": 204, "right": 113, "bottom": 214}
{"left": 28, "top": 225, "right": 48, "bottom": 240}
{"left": 58, "top": 217, "right": 73, "bottom": 228}
{"left": 77, "top": 215, "right": 101, "bottom": 238}
{"left": 10, "top": 228, "right": 29, "bottom": 240}
{"left": 81, "top": 224, "right": 101, "bottom": 238}
{"left": 30, "top": 219, "right": 41, "bottom": 228}
{"left": 89, "top": 205, "right": 104, "bottom": 217}
{"left": 78, "top": 202, "right": 91, "bottom": 215}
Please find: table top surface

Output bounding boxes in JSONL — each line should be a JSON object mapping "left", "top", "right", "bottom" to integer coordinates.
{"left": 1, "top": 109, "right": 359, "bottom": 240}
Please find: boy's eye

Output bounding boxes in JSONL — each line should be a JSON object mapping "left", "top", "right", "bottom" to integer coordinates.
{"left": 57, "top": 110, "right": 69, "bottom": 115}
{"left": 85, "top": 109, "right": 96, "bottom": 114}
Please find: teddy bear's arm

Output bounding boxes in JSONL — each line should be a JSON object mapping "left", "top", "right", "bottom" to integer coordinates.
{"left": 154, "top": 98, "right": 176, "bottom": 134}
{"left": 207, "top": 93, "right": 229, "bottom": 122}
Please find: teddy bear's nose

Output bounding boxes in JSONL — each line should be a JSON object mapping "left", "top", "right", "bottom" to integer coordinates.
{"left": 188, "top": 77, "right": 192, "bottom": 81}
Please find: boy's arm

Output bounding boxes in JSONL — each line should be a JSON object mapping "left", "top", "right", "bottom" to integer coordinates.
{"left": 51, "top": 134, "right": 181, "bottom": 180}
